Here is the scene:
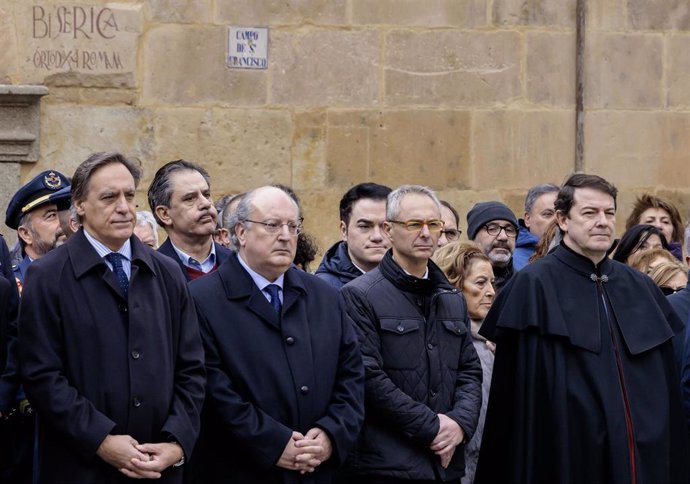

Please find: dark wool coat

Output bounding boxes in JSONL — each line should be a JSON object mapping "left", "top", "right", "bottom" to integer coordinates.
{"left": 315, "top": 241, "right": 363, "bottom": 289}
{"left": 0, "top": 234, "right": 20, "bottom": 408}
{"left": 339, "top": 250, "right": 482, "bottom": 482}
{"left": 18, "top": 230, "right": 206, "bottom": 484}
{"left": 158, "top": 238, "right": 232, "bottom": 282}
{"left": 476, "top": 243, "right": 690, "bottom": 484}
{"left": 188, "top": 252, "right": 364, "bottom": 484}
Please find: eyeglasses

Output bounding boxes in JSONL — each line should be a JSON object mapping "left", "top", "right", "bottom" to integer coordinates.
{"left": 660, "top": 285, "right": 683, "bottom": 296}
{"left": 389, "top": 219, "right": 445, "bottom": 233}
{"left": 244, "top": 218, "right": 304, "bottom": 235}
{"left": 484, "top": 223, "right": 517, "bottom": 238}
{"left": 441, "top": 229, "right": 462, "bottom": 241}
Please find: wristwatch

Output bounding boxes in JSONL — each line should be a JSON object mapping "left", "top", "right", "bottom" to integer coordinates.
{"left": 171, "top": 441, "right": 185, "bottom": 467}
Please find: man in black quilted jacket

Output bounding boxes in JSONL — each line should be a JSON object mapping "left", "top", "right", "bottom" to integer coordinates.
{"left": 340, "top": 184, "right": 482, "bottom": 483}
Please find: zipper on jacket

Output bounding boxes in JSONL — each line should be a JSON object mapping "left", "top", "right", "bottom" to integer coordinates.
{"left": 597, "top": 278, "right": 637, "bottom": 484}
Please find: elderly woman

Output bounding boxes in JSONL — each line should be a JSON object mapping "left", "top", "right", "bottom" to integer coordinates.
{"left": 649, "top": 260, "right": 689, "bottom": 296}
{"left": 134, "top": 210, "right": 159, "bottom": 249}
{"left": 433, "top": 241, "right": 495, "bottom": 484}
{"left": 612, "top": 224, "right": 668, "bottom": 265}
{"left": 626, "top": 194, "right": 684, "bottom": 260}
{"left": 627, "top": 247, "right": 676, "bottom": 274}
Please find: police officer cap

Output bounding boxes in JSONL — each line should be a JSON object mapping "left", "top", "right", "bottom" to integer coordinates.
{"left": 5, "top": 170, "right": 71, "bottom": 230}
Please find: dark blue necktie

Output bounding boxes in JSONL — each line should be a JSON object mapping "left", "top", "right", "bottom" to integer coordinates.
{"left": 264, "top": 284, "right": 282, "bottom": 314}
{"left": 106, "top": 253, "right": 129, "bottom": 298}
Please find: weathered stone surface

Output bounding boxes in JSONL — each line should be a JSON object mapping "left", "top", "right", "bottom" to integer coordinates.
{"left": 526, "top": 32, "right": 575, "bottom": 106}
{"left": 148, "top": 0, "right": 212, "bottom": 23}
{"left": 143, "top": 25, "right": 267, "bottom": 106}
{"left": 295, "top": 188, "right": 344, "bottom": 259}
{"left": 215, "top": 0, "right": 347, "bottom": 26}
{"left": 585, "top": 112, "right": 690, "bottom": 188}
{"left": 586, "top": 33, "right": 663, "bottom": 108}
{"left": 492, "top": 0, "right": 576, "bottom": 27}
{"left": 325, "top": 110, "right": 471, "bottom": 189}
{"left": 352, "top": 0, "right": 487, "bottom": 27}
{"left": 385, "top": 31, "right": 521, "bottom": 107}
{"left": 1, "top": 162, "right": 21, "bottom": 238}
{"left": 588, "top": 0, "right": 627, "bottom": 30}
{"left": 39, "top": 104, "right": 154, "bottom": 179}
{"left": 150, "top": 108, "right": 292, "bottom": 195}
{"left": 628, "top": 0, "right": 690, "bottom": 31}
{"left": 0, "top": 7, "right": 19, "bottom": 83}
{"left": 17, "top": 3, "right": 143, "bottom": 86}
{"left": 472, "top": 110, "right": 574, "bottom": 188}
{"left": 292, "top": 110, "right": 328, "bottom": 190}
{"left": 667, "top": 35, "right": 690, "bottom": 107}
{"left": 42, "top": 86, "right": 136, "bottom": 105}
{"left": 271, "top": 30, "right": 379, "bottom": 107}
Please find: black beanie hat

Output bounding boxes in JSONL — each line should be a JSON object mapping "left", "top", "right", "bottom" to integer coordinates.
{"left": 466, "top": 201, "right": 518, "bottom": 239}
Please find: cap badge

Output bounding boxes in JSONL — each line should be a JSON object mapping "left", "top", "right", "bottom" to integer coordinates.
{"left": 44, "top": 171, "right": 62, "bottom": 190}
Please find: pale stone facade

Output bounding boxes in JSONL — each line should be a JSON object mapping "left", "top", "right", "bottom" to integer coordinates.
{"left": 0, "top": 0, "right": 688, "bottom": 255}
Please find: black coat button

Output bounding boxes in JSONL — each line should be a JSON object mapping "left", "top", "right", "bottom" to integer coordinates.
{"left": 286, "top": 337, "right": 295, "bottom": 345}
{"left": 133, "top": 397, "right": 142, "bottom": 408}
{"left": 427, "top": 343, "right": 434, "bottom": 350}
{"left": 131, "top": 350, "right": 140, "bottom": 360}
{"left": 300, "top": 385, "right": 309, "bottom": 395}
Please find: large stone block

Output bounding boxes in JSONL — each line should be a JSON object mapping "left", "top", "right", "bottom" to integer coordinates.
{"left": 142, "top": 25, "right": 267, "bottom": 106}
{"left": 1, "top": 162, "right": 21, "bottom": 238}
{"left": 0, "top": 7, "right": 19, "bottom": 82}
{"left": 215, "top": 0, "right": 347, "bottom": 26}
{"left": 585, "top": 33, "right": 662, "bottom": 108}
{"left": 472, "top": 110, "right": 575, "bottom": 189}
{"left": 148, "top": 0, "right": 212, "bottom": 23}
{"left": 270, "top": 30, "right": 379, "bottom": 107}
{"left": 492, "top": 0, "right": 575, "bottom": 27}
{"left": 325, "top": 110, "right": 471, "bottom": 190}
{"left": 667, "top": 35, "right": 690, "bottom": 107}
{"left": 628, "top": 0, "right": 690, "bottom": 31}
{"left": 585, "top": 111, "right": 690, "bottom": 188}
{"left": 588, "top": 0, "right": 627, "bottom": 30}
{"left": 16, "top": 3, "right": 143, "bottom": 87}
{"left": 292, "top": 110, "right": 328, "bottom": 190}
{"left": 351, "top": 0, "right": 487, "bottom": 27}
{"left": 37, "top": 104, "right": 154, "bottom": 180}
{"left": 150, "top": 108, "right": 292, "bottom": 195}
{"left": 384, "top": 30, "right": 521, "bottom": 107}
{"left": 526, "top": 32, "right": 575, "bottom": 106}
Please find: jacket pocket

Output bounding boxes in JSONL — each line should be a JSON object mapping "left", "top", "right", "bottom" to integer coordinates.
{"left": 378, "top": 318, "right": 424, "bottom": 369}
{"left": 440, "top": 319, "right": 467, "bottom": 370}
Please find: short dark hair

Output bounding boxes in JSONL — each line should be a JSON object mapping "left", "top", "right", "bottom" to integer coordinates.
{"left": 339, "top": 183, "right": 392, "bottom": 225}
{"left": 554, "top": 173, "right": 618, "bottom": 218}
{"left": 625, "top": 194, "right": 684, "bottom": 244}
{"left": 147, "top": 159, "right": 210, "bottom": 226}
{"left": 611, "top": 224, "right": 669, "bottom": 263}
{"left": 72, "top": 151, "right": 142, "bottom": 222}
{"left": 440, "top": 200, "right": 460, "bottom": 227}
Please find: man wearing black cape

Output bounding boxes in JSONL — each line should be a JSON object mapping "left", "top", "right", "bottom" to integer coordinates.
{"left": 475, "top": 173, "right": 689, "bottom": 484}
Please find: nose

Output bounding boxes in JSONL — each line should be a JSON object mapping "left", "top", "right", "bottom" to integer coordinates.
{"left": 114, "top": 193, "right": 129, "bottom": 213}
{"left": 496, "top": 229, "right": 508, "bottom": 241}
{"left": 419, "top": 223, "right": 431, "bottom": 238}
{"left": 198, "top": 193, "right": 212, "bottom": 209}
{"left": 277, "top": 224, "right": 292, "bottom": 240}
{"left": 437, "top": 233, "right": 448, "bottom": 247}
{"left": 371, "top": 224, "right": 384, "bottom": 241}
{"left": 486, "top": 282, "right": 496, "bottom": 299}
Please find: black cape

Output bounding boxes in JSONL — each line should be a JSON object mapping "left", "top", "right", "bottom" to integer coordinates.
{"left": 475, "top": 243, "right": 690, "bottom": 484}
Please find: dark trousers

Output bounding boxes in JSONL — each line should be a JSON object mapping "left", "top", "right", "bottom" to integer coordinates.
{"left": 0, "top": 412, "right": 35, "bottom": 484}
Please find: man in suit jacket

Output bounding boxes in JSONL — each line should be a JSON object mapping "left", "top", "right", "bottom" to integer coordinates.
{"left": 18, "top": 151, "right": 206, "bottom": 483}
{"left": 189, "top": 185, "right": 364, "bottom": 483}
{"left": 148, "top": 159, "right": 231, "bottom": 281}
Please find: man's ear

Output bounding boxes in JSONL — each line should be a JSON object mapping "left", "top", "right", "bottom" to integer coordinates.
{"left": 17, "top": 225, "right": 33, "bottom": 246}
{"left": 555, "top": 210, "right": 568, "bottom": 233}
{"left": 155, "top": 206, "right": 172, "bottom": 228}
{"left": 235, "top": 222, "right": 247, "bottom": 248}
{"left": 340, "top": 220, "right": 348, "bottom": 242}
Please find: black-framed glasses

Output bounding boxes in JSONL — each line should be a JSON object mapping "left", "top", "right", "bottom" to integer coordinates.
{"left": 441, "top": 228, "right": 462, "bottom": 241}
{"left": 484, "top": 223, "right": 517, "bottom": 238}
{"left": 389, "top": 219, "right": 445, "bottom": 233}
{"left": 244, "top": 217, "right": 304, "bottom": 235}
{"left": 660, "top": 286, "right": 683, "bottom": 296}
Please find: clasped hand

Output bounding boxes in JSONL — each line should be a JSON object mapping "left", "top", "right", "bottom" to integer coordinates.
{"left": 430, "top": 414, "right": 465, "bottom": 469}
{"left": 277, "top": 428, "right": 333, "bottom": 474}
{"left": 96, "top": 434, "right": 183, "bottom": 479}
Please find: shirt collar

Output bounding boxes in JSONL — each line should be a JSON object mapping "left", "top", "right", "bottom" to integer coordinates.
{"left": 83, "top": 228, "right": 131, "bottom": 260}
{"left": 171, "top": 240, "right": 216, "bottom": 267}
{"left": 237, "top": 253, "right": 285, "bottom": 291}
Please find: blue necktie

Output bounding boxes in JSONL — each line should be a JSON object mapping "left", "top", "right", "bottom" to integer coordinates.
{"left": 106, "top": 253, "right": 129, "bottom": 298}
{"left": 264, "top": 284, "right": 282, "bottom": 314}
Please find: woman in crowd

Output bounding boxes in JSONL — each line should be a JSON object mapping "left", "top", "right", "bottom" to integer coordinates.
{"left": 649, "top": 260, "right": 689, "bottom": 296}
{"left": 626, "top": 194, "right": 684, "bottom": 261}
{"left": 611, "top": 224, "right": 668, "bottom": 265}
{"left": 433, "top": 241, "right": 495, "bottom": 484}
{"left": 627, "top": 247, "right": 677, "bottom": 274}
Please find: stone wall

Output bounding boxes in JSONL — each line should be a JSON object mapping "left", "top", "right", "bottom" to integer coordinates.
{"left": 1, "top": 0, "right": 689, "bottom": 255}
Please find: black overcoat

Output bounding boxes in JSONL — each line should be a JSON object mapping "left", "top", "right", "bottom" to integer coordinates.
{"left": 188, "top": 253, "right": 364, "bottom": 483}
{"left": 476, "top": 243, "right": 690, "bottom": 484}
{"left": 18, "top": 229, "right": 206, "bottom": 484}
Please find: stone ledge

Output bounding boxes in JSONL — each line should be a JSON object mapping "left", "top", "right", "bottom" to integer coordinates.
{"left": 0, "top": 84, "right": 48, "bottom": 162}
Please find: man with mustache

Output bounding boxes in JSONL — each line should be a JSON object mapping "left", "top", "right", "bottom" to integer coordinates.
{"left": 466, "top": 201, "right": 519, "bottom": 292}
{"left": 475, "top": 174, "right": 689, "bottom": 483}
{"left": 340, "top": 185, "right": 482, "bottom": 483}
{"left": 148, "top": 159, "right": 231, "bottom": 281}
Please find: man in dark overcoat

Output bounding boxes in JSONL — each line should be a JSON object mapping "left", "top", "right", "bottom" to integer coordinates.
{"left": 18, "top": 151, "right": 206, "bottom": 483}
{"left": 189, "top": 185, "right": 364, "bottom": 483}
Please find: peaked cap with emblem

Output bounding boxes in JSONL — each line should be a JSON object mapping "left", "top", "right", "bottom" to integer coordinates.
{"left": 5, "top": 170, "right": 71, "bottom": 230}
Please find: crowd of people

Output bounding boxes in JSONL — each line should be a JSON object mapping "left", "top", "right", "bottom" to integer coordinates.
{"left": 0, "top": 151, "right": 689, "bottom": 484}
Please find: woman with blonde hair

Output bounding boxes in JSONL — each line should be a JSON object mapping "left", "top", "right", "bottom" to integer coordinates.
{"left": 627, "top": 247, "right": 676, "bottom": 274}
{"left": 649, "top": 260, "right": 689, "bottom": 296}
{"left": 433, "top": 241, "right": 495, "bottom": 484}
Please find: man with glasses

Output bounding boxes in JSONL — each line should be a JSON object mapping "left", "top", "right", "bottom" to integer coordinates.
{"left": 188, "top": 185, "right": 364, "bottom": 483}
{"left": 316, "top": 182, "right": 392, "bottom": 289}
{"left": 466, "top": 201, "right": 519, "bottom": 292}
{"left": 438, "top": 200, "right": 462, "bottom": 248}
{"left": 340, "top": 185, "right": 482, "bottom": 483}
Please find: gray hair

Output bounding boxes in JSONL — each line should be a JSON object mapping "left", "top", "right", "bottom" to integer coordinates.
{"left": 524, "top": 183, "right": 560, "bottom": 214}
{"left": 135, "top": 210, "right": 159, "bottom": 247}
{"left": 386, "top": 185, "right": 441, "bottom": 221}
{"left": 233, "top": 186, "right": 299, "bottom": 236}
{"left": 147, "top": 159, "right": 210, "bottom": 226}
{"left": 224, "top": 193, "right": 246, "bottom": 250}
